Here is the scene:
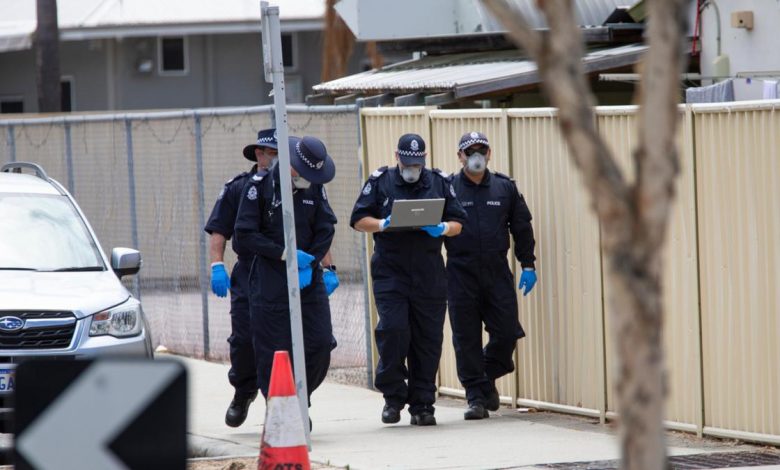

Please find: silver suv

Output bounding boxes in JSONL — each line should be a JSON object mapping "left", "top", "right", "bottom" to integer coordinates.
{"left": 0, "top": 162, "right": 153, "bottom": 394}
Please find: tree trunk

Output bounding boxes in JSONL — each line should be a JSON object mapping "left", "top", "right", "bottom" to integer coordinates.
{"left": 479, "top": 1, "right": 691, "bottom": 469}
{"left": 321, "top": 0, "right": 356, "bottom": 82}
{"left": 35, "top": 0, "right": 62, "bottom": 113}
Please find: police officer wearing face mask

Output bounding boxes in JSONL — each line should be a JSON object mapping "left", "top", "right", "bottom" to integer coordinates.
{"left": 233, "top": 136, "right": 338, "bottom": 417}
{"left": 445, "top": 131, "right": 537, "bottom": 420}
{"left": 204, "top": 128, "right": 278, "bottom": 427}
{"left": 351, "top": 133, "right": 467, "bottom": 426}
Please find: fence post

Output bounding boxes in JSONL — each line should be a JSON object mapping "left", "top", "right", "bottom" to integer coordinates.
{"left": 64, "top": 121, "right": 75, "bottom": 195}
{"left": 124, "top": 118, "right": 141, "bottom": 300}
{"left": 7, "top": 126, "right": 15, "bottom": 163}
{"left": 194, "top": 114, "right": 211, "bottom": 359}
{"left": 354, "top": 99, "right": 374, "bottom": 390}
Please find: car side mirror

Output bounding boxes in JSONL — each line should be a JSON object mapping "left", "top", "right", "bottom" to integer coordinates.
{"left": 111, "top": 247, "right": 142, "bottom": 278}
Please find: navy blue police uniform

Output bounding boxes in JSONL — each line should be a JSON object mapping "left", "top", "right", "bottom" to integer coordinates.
{"left": 204, "top": 167, "right": 261, "bottom": 400}
{"left": 444, "top": 133, "right": 536, "bottom": 410}
{"left": 350, "top": 138, "right": 467, "bottom": 420}
{"left": 233, "top": 137, "right": 337, "bottom": 401}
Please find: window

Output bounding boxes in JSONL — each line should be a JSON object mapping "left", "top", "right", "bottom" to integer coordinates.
{"left": 0, "top": 194, "right": 104, "bottom": 271}
{"left": 158, "top": 36, "right": 188, "bottom": 75}
{"left": 282, "top": 33, "right": 295, "bottom": 69}
{"left": 0, "top": 98, "right": 23, "bottom": 114}
{"left": 60, "top": 77, "right": 74, "bottom": 112}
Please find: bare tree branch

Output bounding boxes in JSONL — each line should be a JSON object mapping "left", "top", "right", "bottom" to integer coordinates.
{"left": 480, "top": 1, "right": 692, "bottom": 469}
{"left": 635, "top": 0, "right": 690, "bottom": 258}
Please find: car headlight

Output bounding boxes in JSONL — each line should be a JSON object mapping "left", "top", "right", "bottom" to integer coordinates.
{"left": 89, "top": 300, "right": 143, "bottom": 338}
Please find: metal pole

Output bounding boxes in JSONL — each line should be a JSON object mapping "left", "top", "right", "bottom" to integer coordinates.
{"left": 64, "top": 122, "right": 75, "bottom": 194}
{"left": 124, "top": 118, "right": 141, "bottom": 300}
{"left": 355, "top": 98, "right": 374, "bottom": 390}
{"left": 263, "top": 2, "right": 310, "bottom": 444}
{"left": 194, "top": 115, "right": 211, "bottom": 359}
{"left": 7, "top": 126, "right": 15, "bottom": 163}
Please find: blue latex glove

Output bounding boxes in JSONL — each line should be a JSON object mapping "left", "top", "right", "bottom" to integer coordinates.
{"left": 379, "top": 215, "right": 392, "bottom": 231}
{"left": 210, "top": 263, "right": 230, "bottom": 298}
{"left": 323, "top": 269, "right": 340, "bottom": 296}
{"left": 518, "top": 269, "right": 537, "bottom": 296}
{"left": 421, "top": 222, "right": 447, "bottom": 238}
{"left": 299, "top": 265, "right": 313, "bottom": 289}
{"left": 297, "top": 250, "right": 315, "bottom": 269}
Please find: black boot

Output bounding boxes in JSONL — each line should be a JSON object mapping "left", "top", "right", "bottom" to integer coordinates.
{"left": 410, "top": 411, "right": 437, "bottom": 426}
{"left": 225, "top": 391, "right": 257, "bottom": 427}
{"left": 381, "top": 404, "right": 401, "bottom": 424}
{"left": 464, "top": 402, "right": 489, "bottom": 420}
{"left": 486, "top": 384, "right": 500, "bottom": 412}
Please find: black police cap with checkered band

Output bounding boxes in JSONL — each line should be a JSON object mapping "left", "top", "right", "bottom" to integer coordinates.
{"left": 243, "top": 128, "right": 278, "bottom": 162}
{"left": 458, "top": 131, "right": 490, "bottom": 151}
{"left": 397, "top": 133, "right": 427, "bottom": 166}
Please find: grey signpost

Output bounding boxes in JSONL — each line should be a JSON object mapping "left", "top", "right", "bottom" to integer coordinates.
{"left": 260, "top": 1, "right": 310, "bottom": 445}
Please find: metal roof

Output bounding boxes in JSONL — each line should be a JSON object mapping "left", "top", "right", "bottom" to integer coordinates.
{"left": 313, "top": 44, "right": 648, "bottom": 98}
{"left": 0, "top": 0, "right": 323, "bottom": 53}
{"left": 476, "top": 0, "right": 628, "bottom": 31}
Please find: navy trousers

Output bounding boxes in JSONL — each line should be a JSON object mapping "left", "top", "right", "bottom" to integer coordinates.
{"left": 227, "top": 259, "right": 257, "bottom": 398}
{"left": 248, "top": 263, "right": 334, "bottom": 402}
{"left": 447, "top": 254, "right": 525, "bottom": 405}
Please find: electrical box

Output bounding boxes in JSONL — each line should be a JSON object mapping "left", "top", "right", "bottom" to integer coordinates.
{"left": 731, "top": 11, "right": 754, "bottom": 30}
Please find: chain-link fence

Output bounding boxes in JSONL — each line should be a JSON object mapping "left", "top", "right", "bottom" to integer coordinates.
{"left": 0, "top": 105, "right": 369, "bottom": 386}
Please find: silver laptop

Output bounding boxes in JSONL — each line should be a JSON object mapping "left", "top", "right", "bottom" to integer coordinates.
{"left": 384, "top": 198, "right": 445, "bottom": 232}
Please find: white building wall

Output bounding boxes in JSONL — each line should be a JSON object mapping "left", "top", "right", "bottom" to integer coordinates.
{"left": 699, "top": 0, "right": 780, "bottom": 100}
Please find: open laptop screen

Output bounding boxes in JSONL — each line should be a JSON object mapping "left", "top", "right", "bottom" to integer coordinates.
{"left": 384, "top": 198, "right": 445, "bottom": 232}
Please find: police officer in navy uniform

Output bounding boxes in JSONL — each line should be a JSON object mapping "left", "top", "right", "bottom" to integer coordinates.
{"left": 204, "top": 128, "right": 278, "bottom": 427}
{"left": 351, "top": 133, "right": 467, "bottom": 426}
{"left": 234, "top": 136, "right": 337, "bottom": 410}
{"left": 445, "top": 131, "right": 537, "bottom": 420}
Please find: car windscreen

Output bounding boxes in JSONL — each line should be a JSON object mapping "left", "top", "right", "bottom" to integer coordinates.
{"left": 0, "top": 194, "right": 105, "bottom": 271}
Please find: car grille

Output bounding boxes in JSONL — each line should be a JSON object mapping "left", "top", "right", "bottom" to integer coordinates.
{"left": 0, "top": 311, "right": 76, "bottom": 350}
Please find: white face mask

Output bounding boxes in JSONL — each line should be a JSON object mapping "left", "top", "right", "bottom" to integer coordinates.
{"left": 400, "top": 165, "right": 422, "bottom": 183}
{"left": 292, "top": 175, "right": 311, "bottom": 189}
{"left": 466, "top": 153, "right": 487, "bottom": 173}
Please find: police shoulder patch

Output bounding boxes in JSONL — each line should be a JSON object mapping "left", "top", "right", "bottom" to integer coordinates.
{"left": 432, "top": 168, "right": 449, "bottom": 179}
{"left": 362, "top": 181, "right": 372, "bottom": 196}
{"left": 494, "top": 171, "right": 515, "bottom": 182}
{"left": 370, "top": 166, "right": 388, "bottom": 179}
{"left": 225, "top": 170, "right": 249, "bottom": 186}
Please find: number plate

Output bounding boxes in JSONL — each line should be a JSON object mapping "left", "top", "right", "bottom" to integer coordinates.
{"left": 0, "top": 365, "right": 16, "bottom": 393}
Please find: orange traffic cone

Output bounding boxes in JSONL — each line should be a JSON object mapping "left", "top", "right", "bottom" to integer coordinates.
{"left": 258, "top": 351, "right": 310, "bottom": 470}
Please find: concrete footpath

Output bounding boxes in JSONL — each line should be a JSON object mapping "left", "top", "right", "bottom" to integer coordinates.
{"left": 177, "top": 354, "right": 773, "bottom": 470}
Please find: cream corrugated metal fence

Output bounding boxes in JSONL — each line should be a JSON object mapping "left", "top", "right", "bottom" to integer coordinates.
{"left": 597, "top": 106, "right": 703, "bottom": 433}
{"left": 509, "top": 109, "right": 606, "bottom": 418}
{"left": 359, "top": 100, "right": 780, "bottom": 445}
{"left": 694, "top": 101, "right": 780, "bottom": 444}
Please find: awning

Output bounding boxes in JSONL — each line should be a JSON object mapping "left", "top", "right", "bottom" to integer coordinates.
{"left": 313, "top": 43, "right": 647, "bottom": 100}
{"left": 0, "top": 0, "right": 324, "bottom": 53}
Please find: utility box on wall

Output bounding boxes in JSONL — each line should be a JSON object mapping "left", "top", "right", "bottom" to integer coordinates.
{"left": 731, "top": 11, "right": 754, "bottom": 30}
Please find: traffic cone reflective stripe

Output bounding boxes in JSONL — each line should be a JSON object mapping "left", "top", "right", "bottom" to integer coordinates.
{"left": 263, "top": 396, "right": 307, "bottom": 447}
{"left": 258, "top": 351, "right": 310, "bottom": 470}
